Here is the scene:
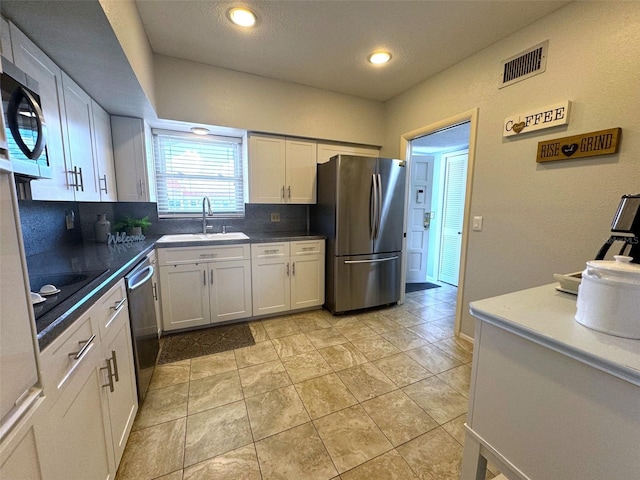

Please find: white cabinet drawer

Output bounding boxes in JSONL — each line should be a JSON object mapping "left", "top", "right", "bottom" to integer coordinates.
{"left": 158, "top": 244, "right": 250, "bottom": 265}
{"left": 251, "top": 242, "right": 290, "bottom": 259}
{"left": 94, "top": 280, "right": 128, "bottom": 341}
{"left": 291, "top": 240, "right": 325, "bottom": 256}
{"left": 40, "top": 313, "right": 98, "bottom": 398}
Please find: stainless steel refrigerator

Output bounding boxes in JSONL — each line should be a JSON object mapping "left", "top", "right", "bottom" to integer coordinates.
{"left": 314, "top": 155, "right": 406, "bottom": 313}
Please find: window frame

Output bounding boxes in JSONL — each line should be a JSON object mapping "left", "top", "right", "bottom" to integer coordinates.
{"left": 152, "top": 129, "right": 245, "bottom": 219}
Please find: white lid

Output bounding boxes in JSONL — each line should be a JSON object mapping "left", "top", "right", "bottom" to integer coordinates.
{"left": 585, "top": 255, "right": 640, "bottom": 284}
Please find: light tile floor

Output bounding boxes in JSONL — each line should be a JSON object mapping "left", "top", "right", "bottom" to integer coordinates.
{"left": 115, "top": 284, "right": 498, "bottom": 480}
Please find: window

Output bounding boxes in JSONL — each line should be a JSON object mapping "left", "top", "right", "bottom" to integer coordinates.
{"left": 153, "top": 130, "right": 244, "bottom": 217}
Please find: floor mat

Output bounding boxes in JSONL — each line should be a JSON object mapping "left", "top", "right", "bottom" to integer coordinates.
{"left": 158, "top": 322, "right": 255, "bottom": 364}
{"left": 405, "top": 282, "right": 441, "bottom": 293}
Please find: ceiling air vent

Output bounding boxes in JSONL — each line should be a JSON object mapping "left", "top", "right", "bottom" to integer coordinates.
{"left": 499, "top": 40, "right": 548, "bottom": 88}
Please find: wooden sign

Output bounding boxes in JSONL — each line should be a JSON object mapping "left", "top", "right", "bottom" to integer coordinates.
{"left": 504, "top": 101, "right": 571, "bottom": 137}
{"left": 536, "top": 128, "right": 621, "bottom": 163}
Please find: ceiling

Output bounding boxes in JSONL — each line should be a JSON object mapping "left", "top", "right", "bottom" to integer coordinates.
{"left": 1, "top": 0, "right": 569, "bottom": 120}
{"left": 135, "top": 0, "right": 570, "bottom": 102}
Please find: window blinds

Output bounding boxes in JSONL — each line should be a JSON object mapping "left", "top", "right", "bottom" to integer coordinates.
{"left": 153, "top": 130, "right": 244, "bottom": 217}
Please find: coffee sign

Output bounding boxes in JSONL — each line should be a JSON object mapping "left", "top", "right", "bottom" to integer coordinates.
{"left": 536, "top": 128, "right": 621, "bottom": 163}
{"left": 503, "top": 101, "right": 571, "bottom": 137}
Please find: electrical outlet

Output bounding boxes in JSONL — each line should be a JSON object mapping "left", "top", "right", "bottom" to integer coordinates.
{"left": 270, "top": 212, "right": 280, "bottom": 222}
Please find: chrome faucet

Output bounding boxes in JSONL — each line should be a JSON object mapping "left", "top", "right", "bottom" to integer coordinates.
{"left": 202, "top": 196, "right": 212, "bottom": 234}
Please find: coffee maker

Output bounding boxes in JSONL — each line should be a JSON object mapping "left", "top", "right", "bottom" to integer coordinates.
{"left": 595, "top": 194, "right": 640, "bottom": 263}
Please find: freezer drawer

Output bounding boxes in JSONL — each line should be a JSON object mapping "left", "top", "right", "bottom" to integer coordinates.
{"left": 328, "top": 253, "right": 401, "bottom": 314}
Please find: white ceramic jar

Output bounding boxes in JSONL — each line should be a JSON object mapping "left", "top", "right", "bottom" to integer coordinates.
{"left": 575, "top": 255, "right": 640, "bottom": 339}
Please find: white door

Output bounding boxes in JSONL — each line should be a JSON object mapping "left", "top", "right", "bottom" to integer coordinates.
{"left": 159, "top": 263, "right": 210, "bottom": 331}
{"left": 248, "top": 134, "right": 286, "bottom": 203}
{"left": 438, "top": 150, "right": 468, "bottom": 286}
{"left": 251, "top": 256, "right": 291, "bottom": 316}
{"left": 291, "top": 254, "right": 324, "bottom": 309}
{"left": 210, "top": 260, "right": 253, "bottom": 323}
{"left": 285, "top": 139, "right": 317, "bottom": 203}
{"left": 406, "top": 155, "right": 434, "bottom": 283}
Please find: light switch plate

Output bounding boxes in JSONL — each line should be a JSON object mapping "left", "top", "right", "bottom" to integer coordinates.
{"left": 472, "top": 216, "right": 483, "bottom": 231}
{"left": 271, "top": 212, "right": 280, "bottom": 222}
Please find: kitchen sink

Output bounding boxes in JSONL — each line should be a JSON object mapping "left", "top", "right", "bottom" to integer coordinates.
{"left": 156, "top": 232, "right": 249, "bottom": 244}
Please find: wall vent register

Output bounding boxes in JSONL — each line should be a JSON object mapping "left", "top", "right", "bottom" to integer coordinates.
{"left": 500, "top": 40, "right": 548, "bottom": 88}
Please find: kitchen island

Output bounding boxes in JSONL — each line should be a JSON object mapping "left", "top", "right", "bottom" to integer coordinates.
{"left": 460, "top": 284, "right": 640, "bottom": 480}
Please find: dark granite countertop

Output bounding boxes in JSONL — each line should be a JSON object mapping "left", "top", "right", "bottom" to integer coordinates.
{"left": 32, "top": 232, "right": 324, "bottom": 350}
{"left": 31, "top": 237, "right": 159, "bottom": 351}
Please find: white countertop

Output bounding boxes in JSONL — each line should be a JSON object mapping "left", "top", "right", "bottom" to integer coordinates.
{"left": 469, "top": 284, "right": 640, "bottom": 386}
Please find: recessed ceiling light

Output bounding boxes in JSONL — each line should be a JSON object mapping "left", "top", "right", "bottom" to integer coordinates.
{"left": 228, "top": 7, "right": 256, "bottom": 27}
{"left": 191, "top": 127, "right": 209, "bottom": 135}
{"left": 368, "top": 51, "right": 392, "bottom": 65}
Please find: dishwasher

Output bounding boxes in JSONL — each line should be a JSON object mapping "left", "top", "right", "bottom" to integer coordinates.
{"left": 125, "top": 255, "right": 160, "bottom": 402}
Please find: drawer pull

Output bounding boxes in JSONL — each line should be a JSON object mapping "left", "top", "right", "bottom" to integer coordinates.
{"left": 264, "top": 249, "right": 279, "bottom": 254}
{"left": 302, "top": 247, "right": 316, "bottom": 251}
{"left": 68, "top": 334, "right": 96, "bottom": 360}
{"left": 200, "top": 253, "right": 217, "bottom": 258}
{"left": 111, "top": 298, "right": 127, "bottom": 311}
{"left": 101, "top": 350, "right": 119, "bottom": 393}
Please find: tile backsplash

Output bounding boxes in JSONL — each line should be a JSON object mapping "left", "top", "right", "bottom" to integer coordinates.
{"left": 19, "top": 200, "right": 309, "bottom": 257}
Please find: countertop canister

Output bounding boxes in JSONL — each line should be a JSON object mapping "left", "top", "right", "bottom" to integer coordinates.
{"left": 94, "top": 214, "right": 111, "bottom": 243}
{"left": 575, "top": 255, "right": 640, "bottom": 339}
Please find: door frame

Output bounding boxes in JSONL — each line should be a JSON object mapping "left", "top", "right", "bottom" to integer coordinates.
{"left": 399, "top": 108, "right": 478, "bottom": 338}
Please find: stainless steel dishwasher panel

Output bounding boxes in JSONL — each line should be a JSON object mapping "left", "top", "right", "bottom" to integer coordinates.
{"left": 125, "top": 257, "right": 159, "bottom": 402}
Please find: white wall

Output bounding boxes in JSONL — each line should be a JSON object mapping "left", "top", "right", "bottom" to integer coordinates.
{"left": 383, "top": 2, "right": 640, "bottom": 337}
{"left": 153, "top": 55, "right": 385, "bottom": 146}
{"left": 99, "top": 0, "right": 157, "bottom": 111}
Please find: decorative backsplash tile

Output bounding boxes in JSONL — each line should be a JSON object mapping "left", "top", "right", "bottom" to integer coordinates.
{"left": 19, "top": 200, "right": 309, "bottom": 257}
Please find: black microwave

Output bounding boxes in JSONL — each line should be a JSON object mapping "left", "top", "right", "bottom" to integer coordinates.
{"left": 1, "top": 58, "right": 51, "bottom": 178}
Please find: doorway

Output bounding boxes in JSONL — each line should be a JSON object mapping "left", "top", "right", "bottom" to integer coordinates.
{"left": 406, "top": 123, "right": 470, "bottom": 287}
{"left": 399, "top": 109, "right": 478, "bottom": 337}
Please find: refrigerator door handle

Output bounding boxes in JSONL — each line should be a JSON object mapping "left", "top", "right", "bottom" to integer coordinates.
{"left": 370, "top": 174, "right": 378, "bottom": 240}
{"left": 376, "top": 173, "right": 383, "bottom": 239}
{"left": 344, "top": 256, "right": 399, "bottom": 264}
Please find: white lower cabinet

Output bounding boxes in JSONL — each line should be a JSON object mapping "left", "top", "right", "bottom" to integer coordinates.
{"left": 252, "top": 240, "right": 325, "bottom": 317}
{"left": 0, "top": 397, "right": 47, "bottom": 480}
{"left": 38, "top": 279, "right": 137, "bottom": 480}
{"left": 158, "top": 244, "right": 252, "bottom": 332}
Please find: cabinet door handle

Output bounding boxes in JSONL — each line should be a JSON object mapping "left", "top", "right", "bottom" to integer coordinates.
{"left": 139, "top": 179, "right": 145, "bottom": 197}
{"left": 111, "top": 298, "right": 127, "bottom": 311}
{"left": 152, "top": 282, "right": 158, "bottom": 300}
{"left": 286, "top": 262, "right": 290, "bottom": 276}
{"left": 282, "top": 185, "right": 285, "bottom": 199}
{"left": 78, "top": 167, "right": 84, "bottom": 192}
{"left": 101, "top": 355, "right": 115, "bottom": 393}
{"left": 68, "top": 166, "right": 81, "bottom": 191}
{"left": 210, "top": 269, "right": 213, "bottom": 284}
{"left": 292, "top": 262, "right": 295, "bottom": 275}
{"left": 111, "top": 350, "right": 119, "bottom": 383}
{"left": 203, "top": 270, "right": 206, "bottom": 285}
{"left": 68, "top": 334, "right": 96, "bottom": 360}
{"left": 288, "top": 185, "right": 291, "bottom": 199}
{"left": 99, "top": 174, "right": 108, "bottom": 194}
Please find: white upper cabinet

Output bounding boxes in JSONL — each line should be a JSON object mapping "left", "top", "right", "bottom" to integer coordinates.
{"left": 90, "top": 101, "right": 117, "bottom": 201}
{"left": 316, "top": 141, "right": 379, "bottom": 164}
{"left": 9, "top": 22, "right": 72, "bottom": 200}
{"left": 111, "top": 116, "right": 156, "bottom": 202}
{"left": 248, "top": 134, "right": 317, "bottom": 204}
{"left": 0, "top": 17, "right": 13, "bottom": 62}
{"left": 60, "top": 72, "right": 100, "bottom": 201}
{"left": 7, "top": 20, "right": 118, "bottom": 202}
